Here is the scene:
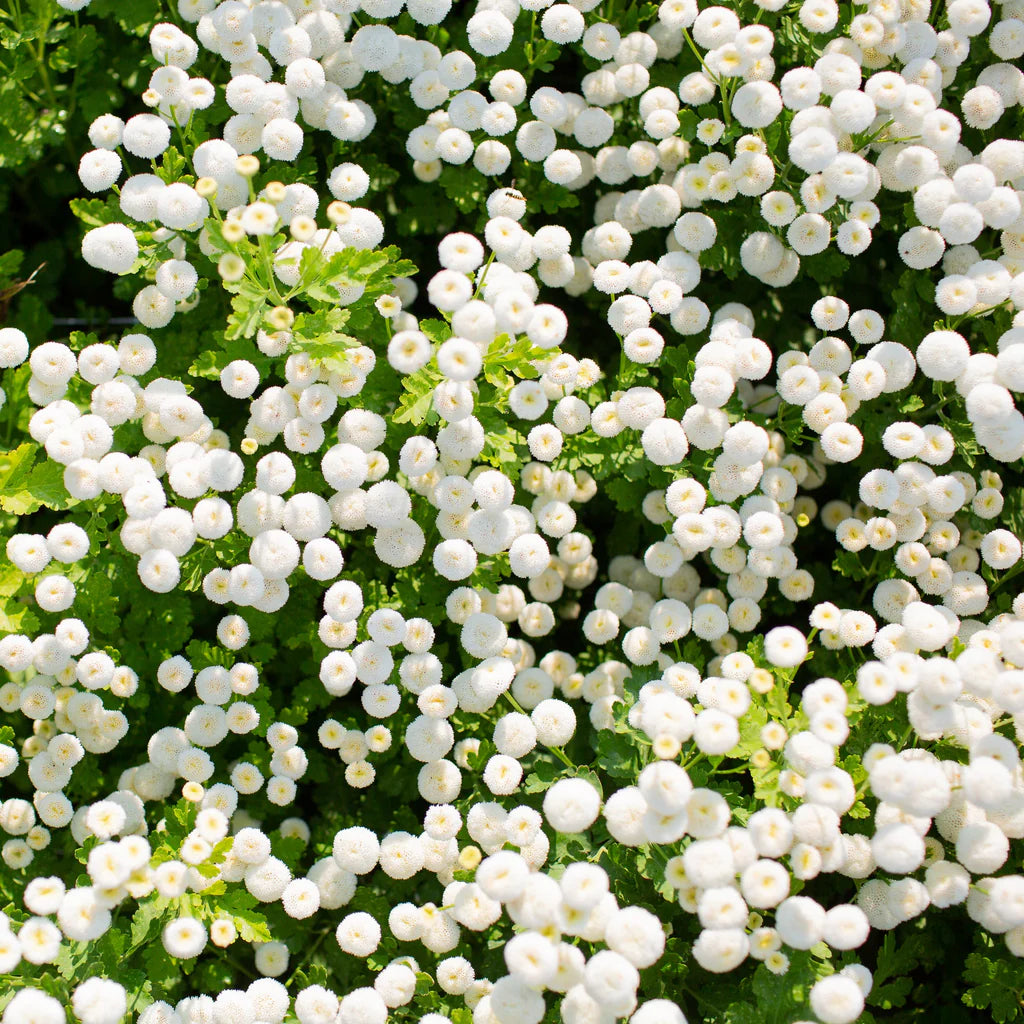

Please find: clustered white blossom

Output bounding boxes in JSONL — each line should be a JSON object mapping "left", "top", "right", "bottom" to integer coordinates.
{"left": 4, "top": 0, "right": 1024, "bottom": 1020}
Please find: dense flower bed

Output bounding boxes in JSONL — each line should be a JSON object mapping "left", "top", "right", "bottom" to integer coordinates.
{"left": 1, "top": 0, "right": 1024, "bottom": 1021}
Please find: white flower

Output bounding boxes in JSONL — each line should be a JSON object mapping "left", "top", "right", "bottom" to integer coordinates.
{"left": 162, "top": 917, "right": 207, "bottom": 958}
{"left": 542, "top": 777, "right": 600, "bottom": 833}
{"left": 81, "top": 224, "right": 138, "bottom": 275}
{"left": 582, "top": 949, "right": 640, "bottom": 1017}
{"left": 466, "top": 10, "right": 514, "bottom": 56}
{"left": 122, "top": 113, "right": 171, "bottom": 158}
{"left": 78, "top": 149, "right": 122, "bottom": 192}
{"left": 775, "top": 895, "right": 826, "bottom": 949}
{"left": 336, "top": 911, "right": 382, "bottom": 957}
{"left": 692, "top": 928, "right": 749, "bottom": 973}
{"left": 3, "top": 990, "right": 66, "bottom": 1024}
{"left": 72, "top": 978, "right": 127, "bottom": 1024}
{"left": 809, "top": 974, "right": 866, "bottom": 1024}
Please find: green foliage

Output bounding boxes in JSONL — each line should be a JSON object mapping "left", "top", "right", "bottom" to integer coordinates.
{"left": 1, "top": 1, "right": 1024, "bottom": 1022}
{"left": 0, "top": 441, "right": 75, "bottom": 514}
{"left": 963, "top": 946, "right": 1024, "bottom": 1023}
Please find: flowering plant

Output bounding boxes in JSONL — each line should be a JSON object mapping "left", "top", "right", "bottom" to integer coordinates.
{"left": 1, "top": 0, "right": 1024, "bottom": 1022}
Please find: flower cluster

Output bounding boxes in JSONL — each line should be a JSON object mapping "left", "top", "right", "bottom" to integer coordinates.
{"left": 2, "top": 0, "right": 1024, "bottom": 1021}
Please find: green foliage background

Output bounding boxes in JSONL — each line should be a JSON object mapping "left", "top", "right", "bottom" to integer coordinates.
{"left": 1, "top": 1, "right": 1024, "bottom": 1021}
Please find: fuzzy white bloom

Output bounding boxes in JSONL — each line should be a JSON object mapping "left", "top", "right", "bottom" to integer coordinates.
{"left": 81, "top": 224, "right": 138, "bottom": 274}
{"left": 543, "top": 778, "right": 601, "bottom": 832}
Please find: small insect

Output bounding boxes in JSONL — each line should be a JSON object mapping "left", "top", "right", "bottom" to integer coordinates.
{"left": 505, "top": 178, "right": 525, "bottom": 201}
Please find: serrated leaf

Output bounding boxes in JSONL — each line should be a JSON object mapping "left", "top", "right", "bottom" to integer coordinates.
{"left": 131, "top": 896, "right": 169, "bottom": 948}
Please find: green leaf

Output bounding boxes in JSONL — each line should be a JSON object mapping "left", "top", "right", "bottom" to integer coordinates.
{"left": 26, "top": 458, "right": 75, "bottom": 510}
{"left": 0, "top": 442, "right": 37, "bottom": 502}
{"left": 483, "top": 333, "right": 545, "bottom": 380}
{"left": 131, "top": 896, "right": 169, "bottom": 948}
{"left": 213, "top": 889, "right": 272, "bottom": 943}
{"left": 723, "top": 1003, "right": 763, "bottom": 1024}
{"left": 154, "top": 146, "right": 189, "bottom": 185}
{"left": 393, "top": 364, "right": 443, "bottom": 426}
{"left": 70, "top": 196, "right": 125, "bottom": 229}
{"left": 523, "top": 758, "right": 561, "bottom": 793}
{"left": 289, "top": 307, "right": 360, "bottom": 371}
{"left": 750, "top": 951, "right": 833, "bottom": 1024}
{"left": 962, "top": 949, "right": 1024, "bottom": 1023}
{"left": 419, "top": 318, "right": 452, "bottom": 346}
{"left": 0, "top": 443, "right": 70, "bottom": 514}
{"left": 0, "top": 596, "right": 39, "bottom": 634}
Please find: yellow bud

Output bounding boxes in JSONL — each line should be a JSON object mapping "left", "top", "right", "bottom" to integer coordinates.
{"left": 327, "top": 200, "right": 352, "bottom": 225}
{"left": 264, "top": 180, "right": 287, "bottom": 202}
{"left": 751, "top": 749, "right": 772, "bottom": 770}
{"left": 217, "top": 252, "right": 246, "bottom": 283}
{"left": 458, "top": 845, "right": 482, "bottom": 871}
{"left": 267, "top": 305, "right": 294, "bottom": 331}
{"left": 240, "top": 438, "right": 259, "bottom": 455}
{"left": 236, "top": 154, "right": 260, "bottom": 177}
{"left": 749, "top": 668, "right": 774, "bottom": 694}
{"left": 210, "top": 919, "right": 237, "bottom": 947}
{"left": 653, "top": 733, "right": 681, "bottom": 760}
{"left": 290, "top": 215, "right": 317, "bottom": 242}
{"left": 221, "top": 219, "right": 245, "bottom": 244}
{"left": 195, "top": 176, "right": 218, "bottom": 199}
{"left": 182, "top": 781, "right": 204, "bottom": 802}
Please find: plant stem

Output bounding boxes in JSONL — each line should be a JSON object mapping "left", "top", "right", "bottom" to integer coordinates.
{"left": 285, "top": 926, "right": 330, "bottom": 988}
{"left": 472, "top": 250, "right": 496, "bottom": 301}
{"left": 503, "top": 690, "right": 576, "bottom": 770}
{"left": 682, "top": 29, "right": 715, "bottom": 81}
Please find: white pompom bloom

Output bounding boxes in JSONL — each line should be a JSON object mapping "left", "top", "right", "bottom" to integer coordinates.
{"left": 433, "top": 539, "right": 477, "bottom": 581}
{"left": 763, "top": 626, "right": 807, "bottom": 668}
{"left": 467, "top": 10, "right": 515, "bottom": 56}
{"left": 917, "top": 331, "right": 970, "bottom": 381}
{"left": 88, "top": 113, "right": 124, "bottom": 149}
{"left": 155, "top": 259, "right": 198, "bottom": 301}
{"left": 543, "top": 778, "right": 601, "bottom": 832}
{"left": 732, "top": 81, "right": 783, "bottom": 128}
{"left": 542, "top": 5, "right": 585, "bottom": 43}
{"left": 78, "top": 149, "right": 122, "bottom": 192}
{"left": 81, "top": 224, "right": 138, "bottom": 275}
{"left": 162, "top": 916, "right": 207, "bottom": 958}
{"left": 350, "top": 23, "right": 399, "bottom": 70}
{"left": 122, "top": 114, "right": 171, "bottom": 158}
{"left": 605, "top": 906, "right": 666, "bottom": 968}
{"left": 692, "top": 928, "right": 749, "bottom": 973}
{"left": 775, "top": 895, "right": 826, "bottom": 949}
{"left": 582, "top": 949, "right": 640, "bottom": 1016}
{"left": 72, "top": 978, "right": 127, "bottom": 1024}
{"left": 545, "top": 149, "right": 584, "bottom": 185}
{"left": 961, "top": 85, "right": 1003, "bottom": 130}
{"left": 0, "top": 327, "right": 29, "bottom": 368}
{"left": 262, "top": 118, "right": 304, "bottom": 161}
{"left": 336, "top": 911, "right": 382, "bottom": 957}
{"left": 809, "top": 974, "right": 866, "bottom": 1024}
{"left": 3, "top": 990, "right": 66, "bottom": 1024}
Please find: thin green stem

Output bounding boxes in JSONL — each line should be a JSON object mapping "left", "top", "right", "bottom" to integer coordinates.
{"left": 285, "top": 926, "right": 330, "bottom": 988}
{"left": 503, "top": 691, "right": 576, "bottom": 770}
{"left": 218, "top": 949, "right": 258, "bottom": 982}
{"left": 991, "top": 560, "right": 1024, "bottom": 597}
{"left": 682, "top": 28, "right": 715, "bottom": 82}
{"left": 257, "top": 234, "right": 285, "bottom": 305}
{"left": 472, "top": 250, "right": 496, "bottom": 301}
